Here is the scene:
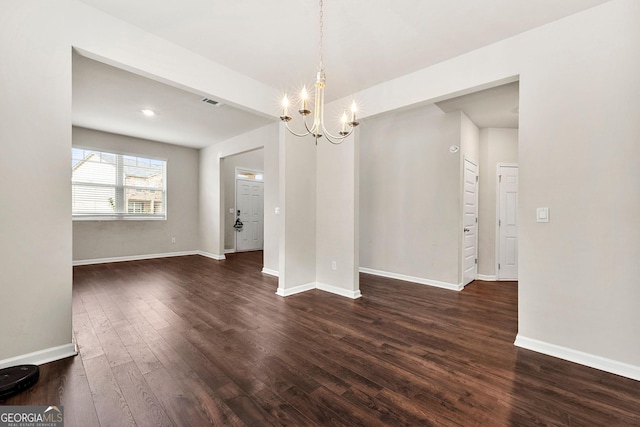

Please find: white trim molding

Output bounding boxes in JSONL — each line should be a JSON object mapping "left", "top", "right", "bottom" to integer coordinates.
{"left": 359, "top": 267, "right": 462, "bottom": 291}
{"left": 261, "top": 268, "right": 279, "bottom": 277}
{"left": 0, "top": 343, "right": 77, "bottom": 369}
{"left": 276, "top": 282, "right": 362, "bottom": 299}
{"left": 198, "top": 251, "right": 226, "bottom": 261}
{"left": 73, "top": 251, "right": 198, "bottom": 266}
{"left": 316, "top": 282, "right": 362, "bottom": 299}
{"left": 276, "top": 282, "right": 316, "bottom": 297}
{"left": 515, "top": 335, "right": 640, "bottom": 382}
{"left": 477, "top": 274, "right": 498, "bottom": 281}
{"left": 224, "top": 249, "right": 236, "bottom": 254}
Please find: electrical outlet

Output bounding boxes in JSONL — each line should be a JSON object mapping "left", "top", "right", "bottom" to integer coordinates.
{"left": 171, "top": 237, "right": 176, "bottom": 244}
{"left": 331, "top": 261, "right": 337, "bottom": 270}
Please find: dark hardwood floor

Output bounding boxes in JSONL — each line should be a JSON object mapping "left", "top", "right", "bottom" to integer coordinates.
{"left": 3, "top": 251, "right": 639, "bottom": 426}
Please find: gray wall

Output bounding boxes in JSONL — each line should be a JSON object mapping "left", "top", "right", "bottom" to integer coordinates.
{"left": 223, "top": 149, "right": 264, "bottom": 251}
{"left": 478, "top": 128, "right": 518, "bottom": 277}
{"left": 360, "top": 105, "right": 462, "bottom": 286}
{"left": 72, "top": 127, "right": 200, "bottom": 261}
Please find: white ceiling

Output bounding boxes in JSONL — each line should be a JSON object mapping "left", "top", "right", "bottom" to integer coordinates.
{"left": 73, "top": 0, "right": 610, "bottom": 145}
{"left": 72, "top": 52, "right": 273, "bottom": 148}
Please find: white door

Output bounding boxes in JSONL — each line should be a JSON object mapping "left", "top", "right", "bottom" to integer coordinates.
{"left": 235, "top": 180, "right": 264, "bottom": 252}
{"left": 498, "top": 166, "right": 518, "bottom": 280}
{"left": 462, "top": 158, "right": 479, "bottom": 286}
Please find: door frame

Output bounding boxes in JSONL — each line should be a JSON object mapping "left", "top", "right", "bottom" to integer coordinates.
{"left": 461, "top": 156, "right": 479, "bottom": 287}
{"left": 234, "top": 167, "right": 264, "bottom": 252}
{"left": 495, "top": 163, "right": 518, "bottom": 280}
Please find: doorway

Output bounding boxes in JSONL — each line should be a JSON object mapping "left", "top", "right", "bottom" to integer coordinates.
{"left": 497, "top": 164, "right": 518, "bottom": 279}
{"left": 235, "top": 170, "right": 264, "bottom": 252}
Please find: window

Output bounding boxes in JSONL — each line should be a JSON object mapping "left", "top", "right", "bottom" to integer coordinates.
{"left": 236, "top": 169, "right": 264, "bottom": 181}
{"left": 72, "top": 148, "right": 166, "bottom": 220}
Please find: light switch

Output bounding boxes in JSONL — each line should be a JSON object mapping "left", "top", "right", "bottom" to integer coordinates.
{"left": 229, "top": 208, "right": 234, "bottom": 214}
{"left": 537, "top": 207, "right": 549, "bottom": 223}
{"left": 275, "top": 207, "right": 280, "bottom": 215}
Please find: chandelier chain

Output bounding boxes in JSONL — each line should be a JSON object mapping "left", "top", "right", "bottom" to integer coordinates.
{"left": 318, "top": 0, "right": 324, "bottom": 70}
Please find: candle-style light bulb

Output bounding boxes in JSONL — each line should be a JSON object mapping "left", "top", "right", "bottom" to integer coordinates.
{"left": 341, "top": 112, "right": 348, "bottom": 133}
{"left": 282, "top": 95, "right": 289, "bottom": 116}
{"left": 351, "top": 101, "right": 358, "bottom": 122}
{"left": 298, "top": 86, "right": 311, "bottom": 115}
{"left": 301, "top": 86, "right": 308, "bottom": 110}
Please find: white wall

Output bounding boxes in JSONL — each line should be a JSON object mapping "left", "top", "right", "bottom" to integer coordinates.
{"left": 72, "top": 127, "right": 199, "bottom": 262}
{"left": 277, "top": 125, "right": 317, "bottom": 294}
{"left": 478, "top": 128, "right": 518, "bottom": 278}
{"left": 0, "top": 1, "right": 74, "bottom": 364}
{"left": 460, "top": 112, "right": 480, "bottom": 164}
{"left": 316, "top": 131, "right": 360, "bottom": 296}
{"left": 360, "top": 105, "right": 462, "bottom": 287}
{"left": 516, "top": 1, "right": 640, "bottom": 371}
{"left": 222, "top": 149, "right": 264, "bottom": 251}
{"left": 200, "top": 123, "right": 279, "bottom": 272}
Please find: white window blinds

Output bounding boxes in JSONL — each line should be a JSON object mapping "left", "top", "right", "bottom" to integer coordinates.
{"left": 72, "top": 148, "right": 167, "bottom": 220}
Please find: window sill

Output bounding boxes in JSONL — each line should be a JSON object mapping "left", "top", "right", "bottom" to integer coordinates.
{"left": 72, "top": 215, "right": 167, "bottom": 221}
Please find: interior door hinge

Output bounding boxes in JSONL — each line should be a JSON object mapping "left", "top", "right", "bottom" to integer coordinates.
{"left": 499, "top": 219, "right": 501, "bottom": 226}
{"left": 499, "top": 175, "right": 502, "bottom": 183}
{"left": 475, "top": 217, "right": 478, "bottom": 223}
{"left": 475, "top": 258, "right": 478, "bottom": 265}
{"left": 476, "top": 176, "right": 479, "bottom": 182}
{"left": 498, "top": 263, "right": 501, "bottom": 270}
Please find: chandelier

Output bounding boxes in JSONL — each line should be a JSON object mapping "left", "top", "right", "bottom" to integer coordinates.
{"left": 279, "top": 0, "right": 360, "bottom": 145}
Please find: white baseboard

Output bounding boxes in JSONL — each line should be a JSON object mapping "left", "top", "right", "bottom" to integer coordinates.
{"left": 224, "top": 249, "right": 236, "bottom": 254}
{"left": 316, "top": 282, "right": 362, "bottom": 299}
{"left": 276, "top": 282, "right": 316, "bottom": 297}
{"left": 198, "top": 251, "right": 226, "bottom": 261}
{"left": 359, "top": 267, "right": 462, "bottom": 291}
{"left": 276, "top": 281, "right": 362, "bottom": 299}
{"left": 477, "top": 274, "right": 498, "bottom": 281}
{"left": 515, "top": 335, "right": 640, "bottom": 382}
{"left": 0, "top": 343, "right": 77, "bottom": 369}
{"left": 262, "top": 268, "right": 279, "bottom": 277}
{"left": 73, "top": 251, "right": 198, "bottom": 266}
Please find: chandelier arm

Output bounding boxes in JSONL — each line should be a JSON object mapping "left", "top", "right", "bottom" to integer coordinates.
{"left": 324, "top": 134, "right": 346, "bottom": 145}
{"left": 321, "top": 122, "right": 352, "bottom": 141}
{"left": 284, "top": 121, "right": 312, "bottom": 138}
{"left": 302, "top": 115, "right": 315, "bottom": 135}
{"left": 321, "top": 128, "right": 347, "bottom": 145}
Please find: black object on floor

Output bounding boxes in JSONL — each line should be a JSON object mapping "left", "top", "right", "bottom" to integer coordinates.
{"left": 0, "top": 365, "right": 39, "bottom": 400}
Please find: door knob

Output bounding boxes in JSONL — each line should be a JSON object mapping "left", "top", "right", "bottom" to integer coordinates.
{"left": 464, "top": 228, "right": 470, "bottom": 232}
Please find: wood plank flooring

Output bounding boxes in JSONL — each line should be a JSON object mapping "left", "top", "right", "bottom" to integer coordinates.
{"left": 2, "top": 251, "right": 639, "bottom": 426}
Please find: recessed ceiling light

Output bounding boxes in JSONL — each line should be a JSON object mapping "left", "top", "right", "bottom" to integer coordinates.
{"left": 141, "top": 109, "right": 155, "bottom": 117}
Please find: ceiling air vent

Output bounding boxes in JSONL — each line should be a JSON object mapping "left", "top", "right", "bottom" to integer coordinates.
{"left": 202, "top": 98, "right": 222, "bottom": 106}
